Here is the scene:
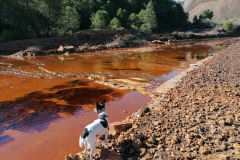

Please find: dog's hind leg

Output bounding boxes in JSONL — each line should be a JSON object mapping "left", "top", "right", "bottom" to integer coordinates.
{"left": 84, "top": 141, "right": 88, "bottom": 157}
{"left": 88, "top": 139, "right": 96, "bottom": 160}
{"left": 104, "top": 131, "right": 110, "bottom": 148}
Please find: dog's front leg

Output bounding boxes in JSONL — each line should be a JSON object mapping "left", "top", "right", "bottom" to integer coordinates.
{"left": 104, "top": 131, "right": 110, "bottom": 148}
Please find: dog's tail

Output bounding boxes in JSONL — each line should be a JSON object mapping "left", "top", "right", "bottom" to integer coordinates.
{"left": 79, "top": 136, "right": 84, "bottom": 147}
{"left": 79, "top": 128, "right": 88, "bottom": 147}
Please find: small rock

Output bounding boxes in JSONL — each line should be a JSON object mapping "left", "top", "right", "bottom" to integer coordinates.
{"left": 219, "top": 143, "right": 227, "bottom": 150}
{"left": 64, "top": 46, "right": 74, "bottom": 51}
{"left": 184, "top": 153, "right": 192, "bottom": 160}
{"left": 134, "top": 134, "right": 144, "bottom": 140}
{"left": 142, "top": 154, "right": 153, "bottom": 160}
{"left": 148, "top": 148, "right": 156, "bottom": 154}
{"left": 180, "top": 147, "right": 186, "bottom": 152}
{"left": 217, "top": 154, "right": 230, "bottom": 160}
{"left": 228, "top": 137, "right": 235, "bottom": 143}
{"left": 117, "top": 135, "right": 125, "bottom": 146}
{"left": 132, "top": 139, "right": 142, "bottom": 151}
{"left": 139, "top": 107, "right": 150, "bottom": 117}
{"left": 109, "top": 122, "right": 132, "bottom": 135}
{"left": 140, "top": 148, "right": 147, "bottom": 156}
{"left": 198, "top": 138, "right": 204, "bottom": 145}
{"left": 233, "top": 143, "right": 240, "bottom": 149}
{"left": 143, "top": 140, "right": 153, "bottom": 147}
{"left": 225, "top": 117, "right": 234, "bottom": 125}
{"left": 148, "top": 136, "right": 156, "bottom": 144}
{"left": 199, "top": 147, "right": 210, "bottom": 155}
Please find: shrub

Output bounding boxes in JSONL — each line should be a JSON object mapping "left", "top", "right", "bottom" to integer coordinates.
{"left": 200, "top": 9, "right": 214, "bottom": 20}
{"left": 223, "top": 20, "right": 234, "bottom": 33}
{"left": 198, "top": 19, "right": 218, "bottom": 28}
{"left": 232, "top": 19, "right": 240, "bottom": 31}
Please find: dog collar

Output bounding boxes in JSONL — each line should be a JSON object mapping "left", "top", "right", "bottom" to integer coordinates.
{"left": 98, "top": 115, "right": 108, "bottom": 120}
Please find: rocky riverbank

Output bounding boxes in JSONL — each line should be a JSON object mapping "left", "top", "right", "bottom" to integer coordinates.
{"left": 67, "top": 40, "right": 240, "bottom": 160}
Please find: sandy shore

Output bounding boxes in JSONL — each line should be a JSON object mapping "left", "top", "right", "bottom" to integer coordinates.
{"left": 68, "top": 40, "right": 240, "bottom": 160}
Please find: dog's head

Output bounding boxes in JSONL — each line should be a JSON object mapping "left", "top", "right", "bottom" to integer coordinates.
{"left": 94, "top": 99, "right": 106, "bottom": 114}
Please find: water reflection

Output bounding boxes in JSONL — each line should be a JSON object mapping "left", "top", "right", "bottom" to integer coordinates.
{"left": 0, "top": 79, "right": 130, "bottom": 138}
{"left": 0, "top": 135, "right": 14, "bottom": 146}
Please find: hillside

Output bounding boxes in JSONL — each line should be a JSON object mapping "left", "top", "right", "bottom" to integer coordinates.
{"left": 178, "top": 0, "right": 240, "bottom": 21}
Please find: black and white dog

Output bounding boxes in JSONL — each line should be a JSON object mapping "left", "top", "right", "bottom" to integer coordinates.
{"left": 79, "top": 99, "right": 109, "bottom": 160}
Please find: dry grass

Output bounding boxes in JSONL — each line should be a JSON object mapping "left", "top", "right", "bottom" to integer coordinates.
{"left": 105, "top": 35, "right": 126, "bottom": 48}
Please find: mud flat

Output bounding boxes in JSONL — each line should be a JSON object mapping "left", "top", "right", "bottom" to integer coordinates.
{"left": 68, "top": 41, "right": 240, "bottom": 160}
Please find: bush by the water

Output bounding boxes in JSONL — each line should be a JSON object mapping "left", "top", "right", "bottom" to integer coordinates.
{"left": 221, "top": 18, "right": 240, "bottom": 34}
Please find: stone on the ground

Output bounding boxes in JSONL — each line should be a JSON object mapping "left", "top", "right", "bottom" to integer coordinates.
{"left": 100, "top": 149, "right": 124, "bottom": 160}
{"left": 109, "top": 122, "right": 132, "bottom": 135}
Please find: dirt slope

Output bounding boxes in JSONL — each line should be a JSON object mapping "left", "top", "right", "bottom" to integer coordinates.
{"left": 179, "top": 0, "right": 240, "bottom": 21}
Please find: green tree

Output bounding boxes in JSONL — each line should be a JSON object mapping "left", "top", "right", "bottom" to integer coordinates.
{"left": 75, "top": 0, "right": 103, "bottom": 30}
{"left": 139, "top": 22, "right": 152, "bottom": 34}
{"left": 128, "top": 13, "right": 141, "bottom": 30}
{"left": 56, "top": 6, "right": 81, "bottom": 36}
{"left": 200, "top": 9, "right": 214, "bottom": 20}
{"left": 0, "top": 0, "right": 39, "bottom": 39}
{"left": 137, "top": 9, "right": 146, "bottom": 23}
{"left": 116, "top": 8, "right": 128, "bottom": 28}
{"left": 90, "top": 10, "right": 110, "bottom": 29}
{"left": 138, "top": 0, "right": 158, "bottom": 34}
{"left": 109, "top": 17, "right": 122, "bottom": 30}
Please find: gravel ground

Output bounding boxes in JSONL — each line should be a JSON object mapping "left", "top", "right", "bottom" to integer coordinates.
{"left": 69, "top": 41, "right": 240, "bottom": 160}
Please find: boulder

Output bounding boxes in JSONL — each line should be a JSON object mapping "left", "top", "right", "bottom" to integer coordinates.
{"left": 109, "top": 122, "right": 132, "bottom": 135}
{"left": 57, "top": 45, "right": 65, "bottom": 52}
{"left": 64, "top": 46, "right": 75, "bottom": 51}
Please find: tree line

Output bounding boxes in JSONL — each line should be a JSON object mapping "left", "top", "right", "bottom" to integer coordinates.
{"left": 0, "top": 0, "right": 188, "bottom": 42}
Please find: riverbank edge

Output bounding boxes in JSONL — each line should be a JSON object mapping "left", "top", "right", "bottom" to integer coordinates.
{"left": 0, "top": 28, "right": 230, "bottom": 56}
{"left": 67, "top": 38, "right": 240, "bottom": 159}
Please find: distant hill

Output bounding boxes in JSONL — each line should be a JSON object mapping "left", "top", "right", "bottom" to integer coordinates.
{"left": 178, "top": 0, "right": 240, "bottom": 21}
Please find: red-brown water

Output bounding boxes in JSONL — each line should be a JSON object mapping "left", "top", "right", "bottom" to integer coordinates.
{"left": 0, "top": 39, "right": 230, "bottom": 160}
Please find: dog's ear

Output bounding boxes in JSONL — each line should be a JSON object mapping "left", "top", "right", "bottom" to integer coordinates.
{"left": 96, "top": 102, "right": 100, "bottom": 108}
{"left": 101, "top": 99, "right": 105, "bottom": 107}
